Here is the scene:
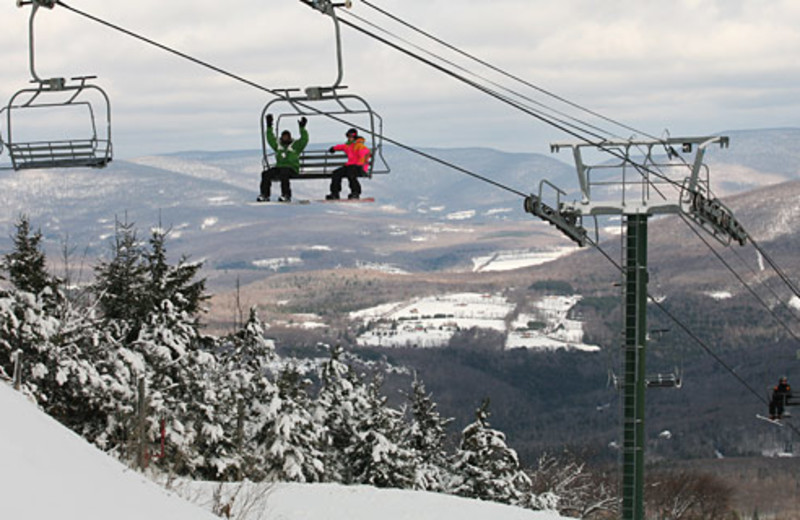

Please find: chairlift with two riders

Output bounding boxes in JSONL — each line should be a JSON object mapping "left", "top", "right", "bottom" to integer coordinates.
{"left": 260, "top": 0, "right": 389, "bottom": 184}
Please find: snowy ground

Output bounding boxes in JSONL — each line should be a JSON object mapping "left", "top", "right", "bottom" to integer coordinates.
{"left": 350, "top": 292, "right": 598, "bottom": 351}
{"left": 0, "top": 382, "right": 218, "bottom": 520}
{"left": 0, "top": 381, "right": 571, "bottom": 520}
{"left": 170, "top": 480, "right": 573, "bottom": 520}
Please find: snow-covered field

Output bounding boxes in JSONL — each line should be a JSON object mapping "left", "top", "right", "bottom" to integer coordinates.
{"left": 0, "top": 382, "right": 570, "bottom": 520}
{"left": 471, "top": 247, "right": 579, "bottom": 273}
{"left": 252, "top": 256, "right": 303, "bottom": 270}
{"left": 350, "top": 292, "right": 598, "bottom": 351}
{"left": 506, "top": 296, "right": 599, "bottom": 352}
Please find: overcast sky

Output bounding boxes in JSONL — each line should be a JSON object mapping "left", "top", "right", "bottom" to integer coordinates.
{"left": 1, "top": 0, "right": 799, "bottom": 159}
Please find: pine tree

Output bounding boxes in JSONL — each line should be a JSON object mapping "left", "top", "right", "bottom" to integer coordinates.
{"left": 216, "top": 308, "right": 278, "bottom": 480}
{"left": 450, "top": 398, "right": 532, "bottom": 505}
{"left": 131, "top": 297, "right": 211, "bottom": 476}
{"left": 92, "top": 217, "right": 147, "bottom": 329}
{"left": 42, "top": 295, "right": 112, "bottom": 440}
{"left": 347, "top": 373, "right": 416, "bottom": 488}
{"left": 91, "top": 219, "right": 213, "bottom": 476}
{"left": 406, "top": 376, "right": 454, "bottom": 491}
{"left": 0, "top": 290, "right": 59, "bottom": 397}
{"left": 142, "top": 227, "right": 207, "bottom": 318}
{"left": 257, "top": 365, "right": 326, "bottom": 483}
{"left": 2, "top": 215, "right": 53, "bottom": 295}
{"left": 314, "top": 345, "right": 368, "bottom": 483}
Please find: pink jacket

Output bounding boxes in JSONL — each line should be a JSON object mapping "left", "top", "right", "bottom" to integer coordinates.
{"left": 333, "top": 137, "right": 371, "bottom": 173}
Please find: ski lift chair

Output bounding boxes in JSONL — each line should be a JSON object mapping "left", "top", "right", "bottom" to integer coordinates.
{"left": 1, "top": 0, "right": 113, "bottom": 171}
{"left": 2, "top": 76, "right": 112, "bottom": 170}
{"left": 260, "top": 87, "right": 388, "bottom": 180}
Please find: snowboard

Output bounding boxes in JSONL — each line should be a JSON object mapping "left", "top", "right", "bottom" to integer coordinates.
{"left": 249, "top": 197, "right": 374, "bottom": 205}
{"left": 756, "top": 414, "right": 784, "bottom": 426}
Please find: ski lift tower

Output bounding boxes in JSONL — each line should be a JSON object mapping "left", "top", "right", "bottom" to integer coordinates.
{"left": 524, "top": 136, "right": 747, "bottom": 520}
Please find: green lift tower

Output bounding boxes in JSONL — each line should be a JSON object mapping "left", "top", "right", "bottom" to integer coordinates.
{"left": 525, "top": 135, "right": 746, "bottom": 520}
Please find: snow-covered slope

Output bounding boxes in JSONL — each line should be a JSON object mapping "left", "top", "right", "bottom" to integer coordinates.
{"left": 0, "top": 381, "right": 571, "bottom": 520}
{"left": 0, "top": 382, "right": 218, "bottom": 520}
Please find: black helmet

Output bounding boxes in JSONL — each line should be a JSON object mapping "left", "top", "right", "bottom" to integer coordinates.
{"left": 346, "top": 128, "right": 358, "bottom": 138}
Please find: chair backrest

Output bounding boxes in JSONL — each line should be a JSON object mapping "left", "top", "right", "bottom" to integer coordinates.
{"left": 1, "top": 77, "right": 112, "bottom": 170}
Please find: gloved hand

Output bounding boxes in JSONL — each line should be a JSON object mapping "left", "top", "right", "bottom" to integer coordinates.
{"left": 299, "top": 116, "right": 308, "bottom": 128}
{"left": 266, "top": 114, "right": 273, "bottom": 127}
{"left": 328, "top": 146, "right": 336, "bottom": 154}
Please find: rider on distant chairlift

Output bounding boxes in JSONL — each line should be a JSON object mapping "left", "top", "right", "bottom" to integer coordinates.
{"left": 769, "top": 376, "right": 792, "bottom": 420}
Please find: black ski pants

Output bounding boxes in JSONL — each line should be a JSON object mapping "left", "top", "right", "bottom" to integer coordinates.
{"left": 330, "top": 165, "right": 362, "bottom": 196}
{"left": 261, "top": 167, "right": 294, "bottom": 198}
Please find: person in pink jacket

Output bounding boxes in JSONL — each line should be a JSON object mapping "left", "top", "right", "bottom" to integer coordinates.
{"left": 325, "top": 128, "right": 371, "bottom": 200}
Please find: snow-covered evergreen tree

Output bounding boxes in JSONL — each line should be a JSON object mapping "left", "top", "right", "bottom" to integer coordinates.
{"left": 256, "top": 365, "right": 326, "bottom": 483}
{"left": 347, "top": 373, "right": 416, "bottom": 488}
{"left": 405, "top": 376, "right": 454, "bottom": 491}
{"left": 2, "top": 215, "right": 55, "bottom": 296}
{"left": 450, "top": 398, "right": 532, "bottom": 505}
{"left": 0, "top": 289, "right": 60, "bottom": 398}
{"left": 92, "top": 217, "right": 147, "bottom": 334}
{"left": 314, "top": 345, "right": 369, "bottom": 483}
{"left": 91, "top": 221, "right": 215, "bottom": 476}
{"left": 215, "top": 308, "right": 277, "bottom": 480}
{"left": 141, "top": 227, "right": 207, "bottom": 319}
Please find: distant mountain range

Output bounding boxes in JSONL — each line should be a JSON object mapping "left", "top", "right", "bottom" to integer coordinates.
{"left": 0, "top": 127, "right": 798, "bottom": 294}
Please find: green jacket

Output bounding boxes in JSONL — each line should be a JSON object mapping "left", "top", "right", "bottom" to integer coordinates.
{"left": 267, "top": 125, "right": 309, "bottom": 173}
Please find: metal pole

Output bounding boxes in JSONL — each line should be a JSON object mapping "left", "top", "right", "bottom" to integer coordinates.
{"left": 136, "top": 377, "right": 147, "bottom": 470}
{"left": 13, "top": 350, "right": 22, "bottom": 391}
{"left": 621, "top": 213, "right": 648, "bottom": 520}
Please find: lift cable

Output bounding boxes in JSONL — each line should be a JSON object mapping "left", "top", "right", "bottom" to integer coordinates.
{"left": 60, "top": 0, "right": 800, "bottom": 312}
{"left": 53, "top": 0, "right": 528, "bottom": 198}
{"left": 335, "top": 14, "right": 613, "bottom": 146}
{"left": 54, "top": 0, "right": 800, "bottom": 437}
{"left": 334, "top": 11, "right": 699, "bottom": 204}
{"left": 587, "top": 235, "right": 800, "bottom": 438}
{"left": 749, "top": 236, "right": 800, "bottom": 301}
{"left": 728, "top": 243, "right": 800, "bottom": 324}
{"left": 358, "top": 1, "right": 800, "bottom": 306}
{"left": 349, "top": 0, "right": 695, "bottom": 200}
{"left": 359, "top": 0, "right": 656, "bottom": 142}
{"left": 679, "top": 214, "right": 800, "bottom": 345}
{"left": 340, "top": 9, "right": 625, "bottom": 143}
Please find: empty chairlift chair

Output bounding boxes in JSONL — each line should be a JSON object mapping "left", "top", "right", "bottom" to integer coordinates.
{"left": 0, "top": 0, "right": 112, "bottom": 171}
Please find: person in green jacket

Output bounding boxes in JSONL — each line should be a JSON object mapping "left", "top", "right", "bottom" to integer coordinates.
{"left": 258, "top": 114, "right": 309, "bottom": 202}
